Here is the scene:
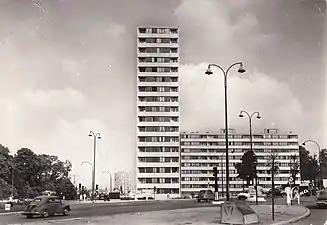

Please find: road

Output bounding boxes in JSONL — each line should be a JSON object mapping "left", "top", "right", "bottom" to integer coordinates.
{"left": 0, "top": 199, "right": 213, "bottom": 225}
{"left": 2, "top": 197, "right": 326, "bottom": 225}
{"left": 265, "top": 196, "right": 327, "bottom": 225}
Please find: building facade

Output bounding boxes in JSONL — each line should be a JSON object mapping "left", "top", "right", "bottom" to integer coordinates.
{"left": 180, "top": 128, "right": 300, "bottom": 197}
{"left": 114, "top": 171, "right": 131, "bottom": 194}
{"left": 136, "top": 26, "right": 180, "bottom": 199}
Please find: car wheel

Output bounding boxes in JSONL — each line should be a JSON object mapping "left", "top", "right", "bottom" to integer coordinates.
{"left": 43, "top": 209, "right": 49, "bottom": 218}
{"left": 197, "top": 199, "right": 201, "bottom": 202}
{"left": 63, "top": 207, "right": 70, "bottom": 216}
{"left": 26, "top": 215, "right": 33, "bottom": 219}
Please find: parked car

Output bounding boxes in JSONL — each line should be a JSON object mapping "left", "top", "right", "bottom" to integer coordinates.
{"left": 21, "top": 196, "right": 71, "bottom": 218}
{"left": 196, "top": 190, "right": 214, "bottom": 202}
{"left": 315, "top": 189, "right": 327, "bottom": 208}
{"left": 98, "top": 193, "right": 110, "bottom": 201}
{"left": 266, "top": 188, "right": 286, "bottom": 198}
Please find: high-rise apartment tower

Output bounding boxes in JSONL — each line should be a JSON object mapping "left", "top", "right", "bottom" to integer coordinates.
{"left": 136, "top": 26, "right": 180, "bottom": 199}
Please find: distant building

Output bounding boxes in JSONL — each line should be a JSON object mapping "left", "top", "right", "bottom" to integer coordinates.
{"left": 114, "top": 171, "right": 131, "bottom": 194}
{"left": 180, "top": 128, "right": 300, "bottom": 197}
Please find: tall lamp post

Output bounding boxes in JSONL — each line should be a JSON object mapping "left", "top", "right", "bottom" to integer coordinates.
{"left": 220, "top": 149, "right": 235, "bottom": 199}
{"left": 89, "top": 131, "right": 101, "bottom": 201}
{"left": 302, "top": 139, "right": 322, "bottom": 189}
{"left": 205, "top": 62, "right": 246, "bottom": 201}
{"left": 239, "top": 110, "right": 261, "bottom": 205}
{"left": 102, "top": 171, "right": 112, "bottom": 192}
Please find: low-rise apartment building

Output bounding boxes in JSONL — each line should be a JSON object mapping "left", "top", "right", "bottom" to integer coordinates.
{"left": 180, "top": 128, "right": 300, "bottom": 197}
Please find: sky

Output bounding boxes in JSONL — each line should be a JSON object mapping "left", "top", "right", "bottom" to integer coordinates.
{"left": 0, "top": 0, "right": 326, "bottom": 188}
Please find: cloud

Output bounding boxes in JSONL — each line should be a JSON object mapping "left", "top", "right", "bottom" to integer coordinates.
{"left": 21, "top": 88, "right": 86, "bottom": 108}
{"left": 180, "top": 63, "right": 304, "bottom": 133}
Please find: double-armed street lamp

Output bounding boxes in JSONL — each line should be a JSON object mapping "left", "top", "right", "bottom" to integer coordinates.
{"left": 239, "top": 110, "right": 261, "bottom": 205}
{"left": 88, "top": 131, "right": 101, "bottom": 201}
{"left": 302, "top": 139, "right": 322, "bottom": 189}
{"left": 205, "top": 62, "right": 246, "bottom": 201}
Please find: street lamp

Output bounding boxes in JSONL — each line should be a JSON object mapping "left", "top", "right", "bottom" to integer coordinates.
{"left": 302, "top": 139, "right": 322, "bottom": 189}
{"left": 239, "top": 110, "right": 261, "bottom": 205}
{"left": 102, "top": 171, "right": 112, "bottom": 192}
{"left": 88, "top": 131, "right": 101, "bottom": 201}
{"left": 205, "top": 62, "right": 246, "bottom": 201}
{"left": 220, "top": 149, "right": 235, "bottom": 199}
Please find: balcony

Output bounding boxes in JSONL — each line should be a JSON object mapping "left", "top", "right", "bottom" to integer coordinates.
{"left": 137, "top": 142, "right": 180, "bottom": 147}
{"left": 137, "top": 131, "right": 180, "bottom": 137}
{"left": 137, "top": 42, "right": 179, "bottom": 48}
{"left": 137, "top": 52, "right": 179, "bottom": 58}
{"left": 137, "top": 162, "right": 180, "bottom": 167}
{"left": 137, "top": 62, "right": 179, "bottom": 68}
{"left": 137, "top": 172, "right": 180, "bottom": 178}
{"left": 137, "top": 32, "right": 179, "bottom": 38}
{"left": 137, "top": 152, "right": 180, "bottom": 157}
{"left": 137, "top": 101, "right": 179, "bottom": 107}
{"left": 137, "top": 121, "right": 179, "bottom": 127}
{"left": 137, "top": 111, "right": 179, "bottom": 117}
{"left": 137, "top": 92, "right": 179, "bottom": 97}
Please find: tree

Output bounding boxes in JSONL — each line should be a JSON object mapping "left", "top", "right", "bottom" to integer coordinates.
{"left": 0, "top": 178, "right": 16, "bottom": 199}
{"left": 236, "top": 150, "right": 258, "bottom": 186}
{"left": 0, "top": 144, "right": 10, "bottom": 154}
{"left": 320, "top": 148, "right": 327, "bottom": 179}
{"left": 290, "top": 154, "right": 300, "bottom": 184}
{"left": 267, "top": 153, "right": 279, "bottom": 177}
{"left": 300, "top": 146, "right": 320, "bottom": 182}
{"left": 0, "top": 150, "right": 14, "bottom": 185}
{"left": 234, "top": 162, "right": 247, "bottom": 191}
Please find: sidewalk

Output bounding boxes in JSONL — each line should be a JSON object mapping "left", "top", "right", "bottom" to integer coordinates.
{"left": 26, "top": 204, "right": 310, "bottom": 225}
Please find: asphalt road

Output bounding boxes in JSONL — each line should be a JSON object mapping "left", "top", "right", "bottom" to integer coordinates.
{"left": 297, "top": 203, "right": 327, "bottom": 225}
{"left": 0, "top": 199, "right": 213, "bottom": 225}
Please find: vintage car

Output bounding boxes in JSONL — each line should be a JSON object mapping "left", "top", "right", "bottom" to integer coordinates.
{"left": 196, "top": 190, "right": 215, "bottom": 202}
{"left": 22, "top": 196, "right": 71, "bottom": 218}
{"left": 316, "top": 189, "right": 327, "bottom": 208}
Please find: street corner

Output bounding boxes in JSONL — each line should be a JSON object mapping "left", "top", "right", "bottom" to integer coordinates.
{"left": 250, "top": 204, "right": 310, "bottom": 225}
{"left": 270, "top": 205, "right": 311, "bottom": 225}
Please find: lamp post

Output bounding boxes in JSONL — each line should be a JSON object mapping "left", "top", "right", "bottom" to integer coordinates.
{"left": 88, "top": 131, "right": 101, "bottom": 201}
{"left": 239, "top": 110, "right": 261, "bottom": 205}
{"left": 302, "top": 139, "right": 322, "bottom": 189}
{"left": 220, "top": 149, "right": 235, "bottom": 199}
{"left": 102, "top": 171, "right": 112, "bottom": 192}
{"left": 205, "top": 62, "right": 246, "bottom": 201}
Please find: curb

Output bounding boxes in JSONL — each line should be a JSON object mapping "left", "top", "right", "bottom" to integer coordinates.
{"left": 0, "top": 211, "right": 23, "bottom": 216}
{"left": 270, "top": 206, "right": 311, "bottom": 225}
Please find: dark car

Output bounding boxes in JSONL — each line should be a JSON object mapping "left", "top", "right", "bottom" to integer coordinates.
{"left": 22, "top": 196, "right": 71, "bottom": 218}
{"left": 315, "top": 189, "right": 327, "bottom": 208}
{"left": 266, "top": 188, "right": 286, "bottom": 198}
{"left": 98, "top": 193, "right": 110, "bottom": 201}
{"left": 196, "top": 190, "right": 215, "bottom": 202}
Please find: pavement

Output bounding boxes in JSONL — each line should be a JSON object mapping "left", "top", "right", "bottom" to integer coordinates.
{"left": 1, "top": 204, "right": 309, "bottom": 225}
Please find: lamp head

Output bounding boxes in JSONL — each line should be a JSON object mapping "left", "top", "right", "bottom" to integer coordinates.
{"left": 88, "top": 134, "right": 92, "bottom": 137}
{"left": 256, "top": 114, "right": 262, "bottom": 119}
{"left": 97, "top": 136, "right": 101, "bottom": 139}
{"left": 205, "top": 66, "right": 213, "bottom": 75}
{"left": 238, "top": 112, "right": 244, "bottom": 118}
{"left": 302, "top": 142, "right": 306, "bottom": 146}
{"left": 238, "top": 64, "right": 246, "bottom": 73}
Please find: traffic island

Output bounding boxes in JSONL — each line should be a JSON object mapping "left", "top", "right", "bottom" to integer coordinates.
{"left": 24, "top": 204, "right": 310, "bottom": 225}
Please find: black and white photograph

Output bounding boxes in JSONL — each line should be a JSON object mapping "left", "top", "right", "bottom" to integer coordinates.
{"left": 0, "top": 0, "right": 326, "bottom": 224}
